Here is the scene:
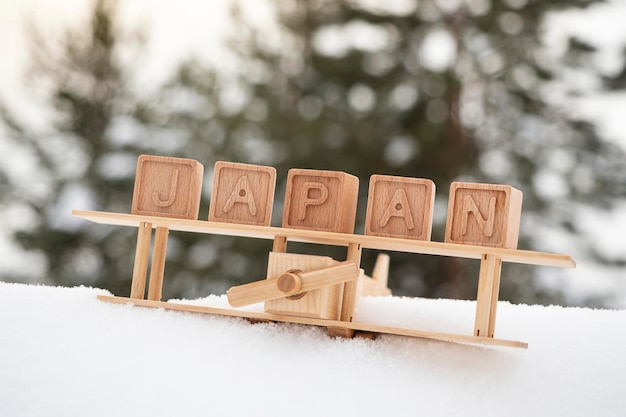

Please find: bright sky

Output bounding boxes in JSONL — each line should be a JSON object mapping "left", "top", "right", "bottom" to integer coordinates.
{"left": 0, "top": 0, "right": 236, "bottom": 99}
{"left": 2, "top": 0, "right": 626, "bottom": 132}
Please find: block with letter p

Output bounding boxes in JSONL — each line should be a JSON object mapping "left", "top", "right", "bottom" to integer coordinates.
{"left": 208, "top": 161, "right": 276, "bottom": 226}
{"left": 445, "top": 182, "right": 523, "bottom": 249}
{"left": 365, "top": 175, "right": 435, "bottom": 240}
{"left": 283, "top": 168, "right": 359, "bottom": 233}
{"left": 132, "top": 154, "right": 204, "bottom": 219}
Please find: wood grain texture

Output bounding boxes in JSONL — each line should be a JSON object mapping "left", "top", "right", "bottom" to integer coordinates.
{"left": 282, "top": 168, "right": 359, "bottom": 233}
{"left": 264, "top": 252, "right": 342, "bottom": 319}
{"left": 340, "top": 242, "right": 362, "bottom": 322}
{"left": 473, "top": 254, "right": 502, "bottom": 337}
{"left": 227, "top": 261, "right": 358, "bottom": 309}
{"left": 445, "top": 182, "right": 523, "bottom": 249}
{"left": 361, "top": 254, "right": 392, "bottom": 297}
{"left": 129, "top": 222, "right": 152, "bottom": 299}
{"left": 208, "top": 161, "right": 276, "bottom": 226}
{"left": 72, "top": 211, "right": 575, "bottom": 268}
{"left": 98, "top": 295, "right": 528, "bottom": 349}
{"left": 147, "top": 227, "right": 169, "bottom": 301}
{"left": 365, "top": 175, "right": 435, "bottom": 240}
{"left": 132, "top": 155, "right": 204, "bottom": 220}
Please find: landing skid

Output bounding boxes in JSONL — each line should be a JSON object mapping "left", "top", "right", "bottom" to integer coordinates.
{"left": 98, "top": 295, "right": 528, "bottom": 349}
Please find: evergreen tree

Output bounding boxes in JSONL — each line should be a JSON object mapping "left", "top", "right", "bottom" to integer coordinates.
{"left": 3, "top": 0, "right": 624, "bottom": 307}
{"left": 166, "top": 0, "right": 624, "bottom": 305}
{"left": 0, "top": 0, "right": 143, "bottom": 293}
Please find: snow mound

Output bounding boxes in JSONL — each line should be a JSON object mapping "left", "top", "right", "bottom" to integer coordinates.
{"left": 1, "top": 282, "right": 625, "bottom": 416}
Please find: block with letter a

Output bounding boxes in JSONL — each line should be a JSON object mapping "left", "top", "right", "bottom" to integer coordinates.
{"left": 208, "top": 161, "right": 276, "bottom": 226}
{"left": 365, "top": 175, "right": 435, "bottom": 240}
{"left": 444, "top": 182, "right": 522, "bottom": 249}
{"left": 282, "top": 168, "right": 359, "bottom": 233}
{"left": 132, "top": 154, "right": 204, "bottom": 220}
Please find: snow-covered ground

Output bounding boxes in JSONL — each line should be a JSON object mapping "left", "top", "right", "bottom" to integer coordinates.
{"left": 1, "top": 282, "right": 625, "bottom": 417}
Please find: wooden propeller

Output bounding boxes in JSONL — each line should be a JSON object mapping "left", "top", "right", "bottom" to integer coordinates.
{"left": 227, "top": 261, "right": 359, "bottom": 308}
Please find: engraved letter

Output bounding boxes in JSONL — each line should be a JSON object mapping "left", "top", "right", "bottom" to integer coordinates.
{"left": 379, "top": 189, "right": 415, "bottom": 230}
{"left": 224, "top": 175, "right": 257, "bottom": 216}
{"left": 461, "top": 195, "right": 496, "bottom": 237}
{"left": 152, "top": 169, "right": 179, "bottom": 207}
{"left": 298, "top": 182, "right": 329, "bottom": 221}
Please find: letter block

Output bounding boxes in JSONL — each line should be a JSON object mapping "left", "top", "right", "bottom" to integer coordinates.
{"left": 282, "top": 168, "right": 359, "bottom": 233}
{"left": 209, "top": 161, "right": 276, "bottom": 226}
{"left": 132, "top": 154, "right": 204, "bottom": 219}
{"left": 445, "top": 182, "right": 523, "bottom": 249}
{"left": 365, "top": 175, "right": 435, "bottom": 240}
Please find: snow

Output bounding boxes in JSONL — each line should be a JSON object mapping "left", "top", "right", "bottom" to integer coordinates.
{"left": 1, "top": 282, "right": 625, "bottom": 416}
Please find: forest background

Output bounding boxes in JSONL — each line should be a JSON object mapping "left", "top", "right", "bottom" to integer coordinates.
{"left": 1, "top": 0, "right": 625, "bottom": 308}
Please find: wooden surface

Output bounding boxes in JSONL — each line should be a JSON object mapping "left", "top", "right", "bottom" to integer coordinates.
{"left": 72, "top": 210, "right": 575, "bottom": 268}
{"left": 282, "top": 168, "right": 359, "bottom": 233}
{"left": 264, "top": 252, "right": 342, "bottom": 319}
{"left": 208, "top": 161, "right": 276, "bottom": 226}
{"left": 474, "top": 254, "right": 503, "bottom": 337}
{"left": 147, "top": 227, "right": 169, "bottom": 301}
{"left": 361, "top": 254, "right": 392, "bottom": 297}
{"left": 445, "top": 182, "right": 523, "bottom": 249}
{"left": 130, "top": 222, "right": 152, "bottom": 299}
{"left": 365, "top": 175, "right": 435, "bottom": 240}
{"left": 97, "top": 295, "right": 528, "bottom": 349}
{"left": 228, "top": 261, "right": 358, "bottom": 309}
{"left": 132, "top": 155, "right": 204, "bottom": 220}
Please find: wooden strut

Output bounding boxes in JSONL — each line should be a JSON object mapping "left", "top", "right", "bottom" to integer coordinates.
{"left": 148, "top": 227, "right": 169, "bottom": 301}
{"left": 130, "top": 222, "right": 152, "bottom": 299}
{"left": 474, "top": 254, "right": 502, "bottom": 338}
{"left": 128, "top": 223, "right": 170, "bottom": 302}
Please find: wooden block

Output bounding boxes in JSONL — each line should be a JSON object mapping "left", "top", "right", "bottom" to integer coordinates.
{"left": 365, "top": 175, "right": 435, "bottom": 240}
{"left": 132, "top": 155, "right": 204, "bottom": 220}
{"left": 445, "top": 182, "right": 522, "bottom": 249}
{"left": 208, "top": 161, "right": 276, "bottom": 226}
{"left": 282, "top": 168, "right": 359, "bottom": 233}
{"left": 147, "top": 227, "right": 169, "bottom": 301}
{"left": 264, "top": 252, "right": 343, "bottom": 320}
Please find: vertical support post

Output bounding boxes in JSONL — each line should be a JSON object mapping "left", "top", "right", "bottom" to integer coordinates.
{"left": 474, "top": 254, "right": 502, "bottom": 338}
{"left": 272, "top": 236, "right": 288, "bottom": 253}
{"left": 130, "top": 222, "right": 152, "bottom": 299}
{"left": 340, "top": 242, "right": 363, "bottom": 323}
{"left": 147, "top": 227, "right": 169, "bottom": 301}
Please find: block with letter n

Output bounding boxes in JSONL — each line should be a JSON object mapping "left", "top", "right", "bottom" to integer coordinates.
{"left": 365, "top": 174, "right": 435, "bottom": 240}
{"left": 208, "top": 161, "right": 276, "bottom": 226}
{"left": 282, "top": 168, "right": 359, "bottom": 233}
{"left": 445, "top": 182, "right": 523, "bottom": 249}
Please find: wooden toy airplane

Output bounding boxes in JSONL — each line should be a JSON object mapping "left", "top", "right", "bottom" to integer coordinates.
{"left": 73, "top": 155, "right": 576, "bottom": 349}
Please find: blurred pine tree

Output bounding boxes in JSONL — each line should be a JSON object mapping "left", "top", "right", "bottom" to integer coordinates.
{"left": 1, "top": 0, "right": 624, "bottom": 307}
{"left": 164, "top": 0, "right": 624, "bottom": 305}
